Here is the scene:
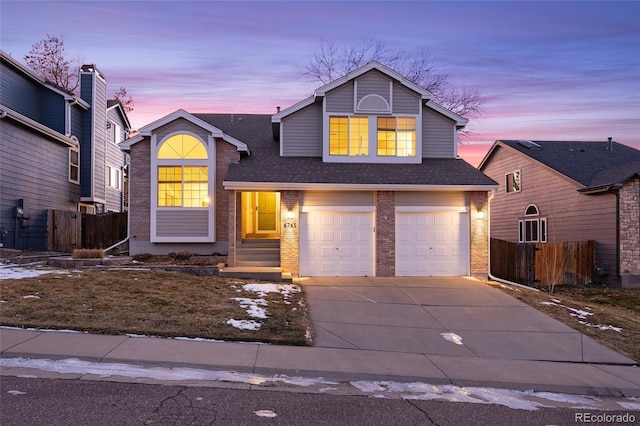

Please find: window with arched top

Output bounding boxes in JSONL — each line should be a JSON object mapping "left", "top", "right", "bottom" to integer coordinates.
{"left": 525, "top": 204, "right": 539, "bottom": 216}
{"left": 518, "top": 204, "right": 547, "bottom": 243}
{"left": 158, "top": 134, "right": 208, "bottom": 159}
{"left": 156, "top": 134, "right": 209, "bottom": 208}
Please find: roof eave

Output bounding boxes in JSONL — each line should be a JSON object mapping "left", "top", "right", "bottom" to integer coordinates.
{"left": 223, "top": 181, "right": 497, "bottom": 192}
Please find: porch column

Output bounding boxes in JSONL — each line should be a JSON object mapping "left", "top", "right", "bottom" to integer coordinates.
{"left": 375, "top": 191, "right": 395, "bottom": 277}
{"left": 470, "top": 191, "right": 489, "bottom": 276}
{"left": 280, "top": 190, "right": 300, "bottom": 276}
{"left": 227, "top": 191, "right": 240, "bottom": 266}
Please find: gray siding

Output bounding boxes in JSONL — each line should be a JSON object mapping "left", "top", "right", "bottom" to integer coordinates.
{"left": 482, "top": 146, "right": 618, "bottom": 282}
{"left": 0, "top": 61, "right": 41, "bottom": 120}
{"left": 422, "top": 107, "right": 455, "bottom": 158}
{"left": 156, "top": 117, "right": 211, "bottom": 145}
{"left": 0, "top": 120, "right": 80, "bottom": 249}
{"left": 392, "top": 82, "right": 420, "bottom": 114}
{"left": 355, "top": 70, "right": 390, "bottom": 105}
{"left": 396, "top": 191, "right": 467, "bottom": 207}
{"left": 156, "top": 210, "right": 209, "bottom": 237}
{"left": 281, "top": 102, "right": 323, "bottom": 156}
{"left": 104, "top": 107, "right": 128, "bottom": 211}
{"left": 301, "top": 191, "right": 374, "bottom": 207}
{"left": 325, "top": 81, "right": 354, "bottom": 113}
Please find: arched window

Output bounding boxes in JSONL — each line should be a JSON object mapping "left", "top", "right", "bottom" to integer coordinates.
{"left": 157, "top": 134, "right": 209, "bottom": 207}
{"left": 518, "top": 204, "right": 547, "bottom": 243}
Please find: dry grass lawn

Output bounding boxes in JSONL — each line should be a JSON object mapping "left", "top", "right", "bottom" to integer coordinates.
{"left": 487, "top": 281, "right": 640, "bottom": 363}
{"left": 0, "top": 268, "right": 313, "bottom": 346}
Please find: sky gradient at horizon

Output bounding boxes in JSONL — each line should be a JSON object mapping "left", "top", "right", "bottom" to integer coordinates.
{"left": 2, "top": 1, "right": 639, "bottom": 166}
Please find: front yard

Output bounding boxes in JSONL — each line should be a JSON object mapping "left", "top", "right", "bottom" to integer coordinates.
{"left": 0, "top": 265, "right": 313, "bottom": 346}
{"left": 488, "top": 281, "right": 640, "bottom": 363}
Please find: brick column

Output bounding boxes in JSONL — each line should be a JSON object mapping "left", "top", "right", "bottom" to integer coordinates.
{"left": 620, "top": 177, "right": 640, "bottom": 284}
{"left": 129, "top": 138, "right": 150, "bottom": 253}
{"left": 469, "top": 191, "right": 489, "bottom": 275}
{"left": 226, "top": 191, "right": 238, "bottom": 266}
{"left": 375, "top": 191, "right": 395, "bottom": 277}
{"left": 280, "top": 191, "right": 300, "bottom": 276}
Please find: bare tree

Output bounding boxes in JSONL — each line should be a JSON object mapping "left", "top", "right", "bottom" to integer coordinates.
{"left": 304, "top": 37, "right": 483, "bottom": 131}
{"left": 24, "top": 34, "right": 82, "bottom": 94}
{"left": 24, "top": 34, "right": 134, "bottom": 111}
{"left": 114, "top": 86, "right": 135, "bottom": 112}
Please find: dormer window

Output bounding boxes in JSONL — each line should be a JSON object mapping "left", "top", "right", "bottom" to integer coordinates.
{"left": 377, "top": 117, "right": 416, "bottom": 157}
{"left": 329, "top": 117, "right": 369, "bottom": 156}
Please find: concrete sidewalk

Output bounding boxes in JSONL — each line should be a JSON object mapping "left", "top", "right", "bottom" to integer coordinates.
{"left": 1, "top": 276, "right": 640, "bottom": 397}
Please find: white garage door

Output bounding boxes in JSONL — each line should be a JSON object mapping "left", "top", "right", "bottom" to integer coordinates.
{"left": 396, "top": 211, "right": 469, "bottom": 276}
{"left": 300, "top": 211, "right": 374, "bottom": 276}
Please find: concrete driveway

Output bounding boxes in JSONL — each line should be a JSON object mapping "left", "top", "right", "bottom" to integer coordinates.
{"left": 300, "top": 276, "right": 635, "bottom": 365}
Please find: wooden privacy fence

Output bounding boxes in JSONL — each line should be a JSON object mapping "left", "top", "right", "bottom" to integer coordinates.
{"left": 48, "top": 209, "right": 82, "bottom": 252}
{"left": 82, "top": 212, "right": 128, "bottom": 249}
{"left": 49, "top": 210, "right": 128, "bottom": 252}
{"left": 490, "top": 238, "right": 595, "bottom": 288}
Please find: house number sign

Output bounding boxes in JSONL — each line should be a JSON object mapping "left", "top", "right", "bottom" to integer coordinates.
{"left": 284, "top": 222, "right": 297, "bottom": 229}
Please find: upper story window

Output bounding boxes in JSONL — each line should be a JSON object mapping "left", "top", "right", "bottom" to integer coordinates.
{"left": 107, "top": 166, "right": 121, "bottom": 190}
{"left": 506, "top": 170, "right": 521, "bottom": 193}
{"left": 156, "top": 134, "right": 209, "bottom": 208}
{"left": 328, "top": 115, "right": 416, "bottom": 160}
{"left": 377, "top": 117, "right": 415, "bottom": 157}
{"left": 329, "top": 117, "right": 368, "bottom": 156}
{"left": 69, "top": 147, "right": 79, "bottom": 184}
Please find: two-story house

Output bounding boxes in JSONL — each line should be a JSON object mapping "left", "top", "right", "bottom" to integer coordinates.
{"left": 479, "top": 139, "right": 640, "bottom": 288}
{"left": 0, "top": 50, "right": 130, "bottom": 250}
{"left": 121, "top": 62, "right": 497, "bottom": 277}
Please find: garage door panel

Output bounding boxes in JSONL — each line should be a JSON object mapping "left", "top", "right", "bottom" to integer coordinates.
{"left": 396, "top": 212, "right": 469, "bottom": 276}
{"left": 301, "top": 211, "right": 374, "bottom": 276}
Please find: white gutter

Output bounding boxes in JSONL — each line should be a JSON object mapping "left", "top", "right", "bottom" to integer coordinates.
{"left": 223, "top": 181, "right": 499, "bottom": 192}
{"left": 486, "top": 189, "right": 540, "bottom": 292}
{"left": 0, "top": 105, "right": 78, "bottom": 147}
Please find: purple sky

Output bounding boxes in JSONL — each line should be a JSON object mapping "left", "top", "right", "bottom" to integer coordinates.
{"left": 2, "top": 1, "right": 639, "bottom": 165}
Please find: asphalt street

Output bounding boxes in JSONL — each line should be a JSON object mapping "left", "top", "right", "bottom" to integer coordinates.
{"left": 1, "top": 376, "right": 633, "bottom": 426}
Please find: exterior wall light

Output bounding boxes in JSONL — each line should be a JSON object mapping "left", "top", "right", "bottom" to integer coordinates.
{"left": 476, "top": 210, "right": 485, "bottom": 219}
{"left": 286, "top": 210, "right": 294, "bottom": 220}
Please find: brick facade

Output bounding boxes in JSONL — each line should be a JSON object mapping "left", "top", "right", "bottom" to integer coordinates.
{"left": 620, "top": 177, "right": 640, "bottom": 284}
{"left": 375, "top": 191, "right": 396, "bottom": 277}
{"left": 469, "top": 191, "right": 489, "bottom": 275}
{"left": 280, "top": 190, "right": 300, "bottom": 275}
{"left": 215, "top": 140, "right": 240, "bottom": 241}
{"left": 129, "top": 138, "right": 151, "bottom": 242}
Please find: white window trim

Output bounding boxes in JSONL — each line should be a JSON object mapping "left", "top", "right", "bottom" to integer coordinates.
{"left": 150, "top": 131, "right": 216, "bottom": 243}
{"left": 69, "top": 146, "right": 80, "bottom": 184}
{"left": 322, "top": 112, "right": 422, "bottom": 163}
{"left": 518, "top": 204, "right": 547, "bottom": 243}
{"left": 506, "top": 170, "right": 521, "bottom": 194}
{"left": 107, "top": 165, "right": 121, "bottom": 190}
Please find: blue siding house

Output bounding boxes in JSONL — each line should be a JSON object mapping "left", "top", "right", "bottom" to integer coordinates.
{"left": 0, "top": 50, "right": 131, "bottom": 250}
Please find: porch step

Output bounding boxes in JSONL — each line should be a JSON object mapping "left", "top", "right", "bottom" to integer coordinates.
{"left": 219, "top": 267, "right": 291, "bottom": 282}
{"left": 236, "top": 239, "right": 280, "bottom": 267}
{"left": 239, "top": 239, "right": 280, "bottom": 248}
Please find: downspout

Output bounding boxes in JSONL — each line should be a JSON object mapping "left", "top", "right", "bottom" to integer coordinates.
{"left": 104, "top": 167, "right": 131, "bottom": 256}
{"left": 486, "top": 189, "right": 540, "bottom": 291}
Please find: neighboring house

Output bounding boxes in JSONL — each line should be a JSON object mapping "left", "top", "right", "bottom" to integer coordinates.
{"left": 479, "top": 139, "right": 640, "bottom": 288}
{"left": 0, "top": 50, "right": 130, "bottom": 250}
{"left": 121, "top": 62, "right": 497, "bottom": 277}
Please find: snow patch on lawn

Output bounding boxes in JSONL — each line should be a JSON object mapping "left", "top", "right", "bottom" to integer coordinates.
{"left": 0, "top": 263, "right": 67, "bottom": 280}
{"left": 227, "top": 283, "right": 302, "bottom": 331}
{"left": 540, "top": 299, "right": 622, "bottom": 333}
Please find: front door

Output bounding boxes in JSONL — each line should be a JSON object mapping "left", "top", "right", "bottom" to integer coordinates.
{"left": 256, "top": 192, "right": 278, "bottom": 233}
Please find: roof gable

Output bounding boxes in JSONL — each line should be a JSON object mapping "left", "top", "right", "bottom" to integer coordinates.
{"left": 120, "top": 109, "right": 249, "bottom": 152}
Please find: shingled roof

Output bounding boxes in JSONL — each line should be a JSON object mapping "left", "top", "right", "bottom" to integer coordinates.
{"left": 480, "top": 140, "right": 640, "bottom": 190}
{"left": 194, "top": 113, "right": 497, "bottom": 189}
